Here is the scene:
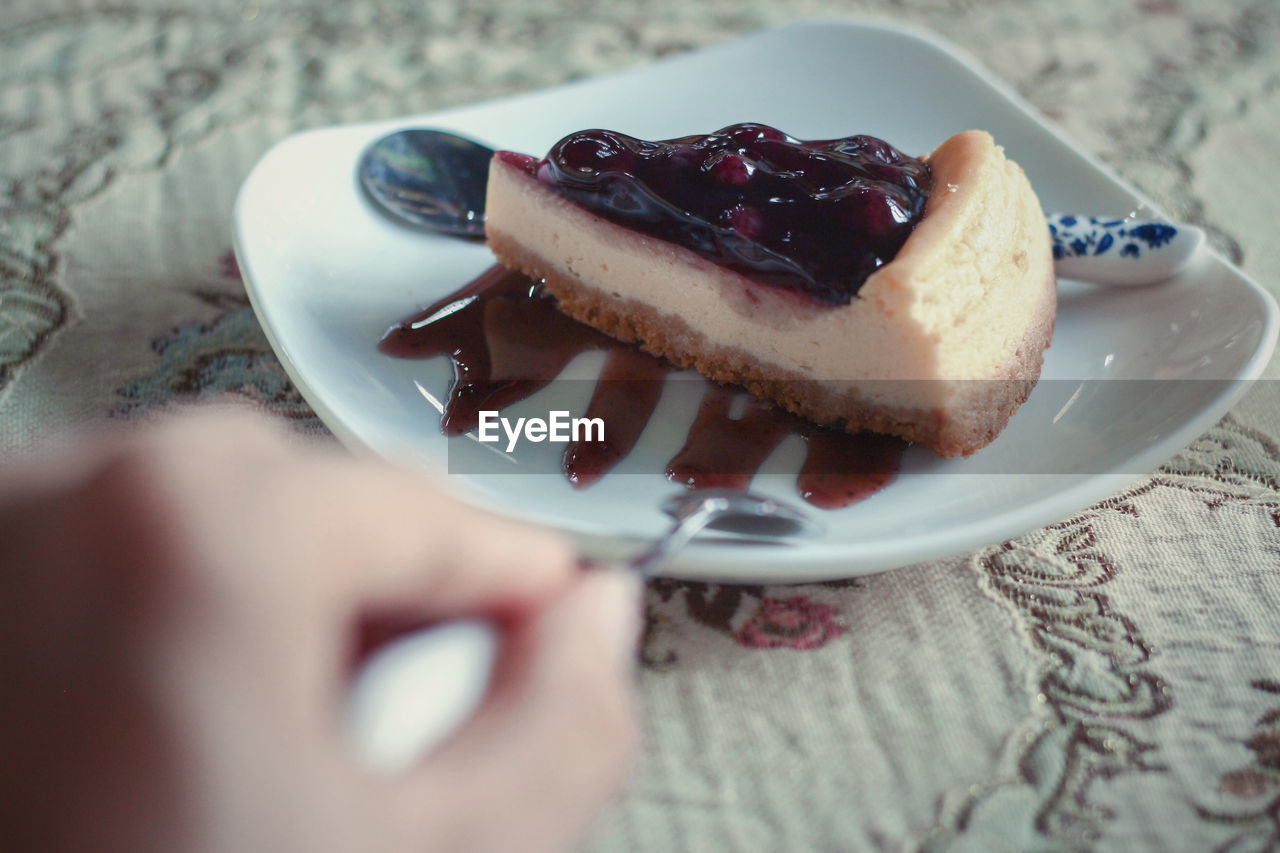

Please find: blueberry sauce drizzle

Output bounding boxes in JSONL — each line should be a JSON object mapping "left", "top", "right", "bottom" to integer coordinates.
{"left": 380, "top": 265, "right": 906, "bottom": 508}
{"left": 530, "top": 123, "right": 932, "bottom": 304}
{"left": 666, "top": 385, "right": 793, "bottom": 491}
{"left": 562, "top": 348, "right": 669, "bottom": 488}
{"left": 378, "top": 264, "right": 622, "bottom": 435}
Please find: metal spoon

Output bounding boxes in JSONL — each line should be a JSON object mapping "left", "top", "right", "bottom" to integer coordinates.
{"left": 630, "top": 487, "right": 822, "bottom": 573}
{"left": 358, "top": 127, "right": 1205, "bottom": 285}
{"left": 346, "top": 488, "right": 820, "bottom": 772}
{"left": 358, "top": 128, "right": 494, "bottom": 238}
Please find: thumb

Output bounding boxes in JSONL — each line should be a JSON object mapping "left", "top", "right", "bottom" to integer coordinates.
{"left": 386, "top": 567, "right": 643, "bottom": 853}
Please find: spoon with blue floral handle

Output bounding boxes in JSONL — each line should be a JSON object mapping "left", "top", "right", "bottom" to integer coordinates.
{"left": 358, "top": 128, "right": 1205, "bottom": 286}
{"left": 1047, "top": 213, "right": 1205, "bottom": 286}
{"left": 346, "top": 488, "right": 821, "bottom": 772}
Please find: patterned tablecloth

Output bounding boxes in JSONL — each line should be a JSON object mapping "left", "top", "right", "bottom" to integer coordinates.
{"left": 3, "top": 1, "right": 1279, "bottom": 850}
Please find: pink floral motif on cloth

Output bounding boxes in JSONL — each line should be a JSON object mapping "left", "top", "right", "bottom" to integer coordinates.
{"left": 642, "top": 579, "right": 858, "bottom": 665}
{"left": 733, "top": 596, "right": 845, "bottom": 650}
{"left": 219, "top": 249, "right": 241, "bottom": 281}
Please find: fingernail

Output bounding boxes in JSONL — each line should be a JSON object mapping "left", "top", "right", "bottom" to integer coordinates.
{"left": 586, "top": 567, "right": 644, "bottom": 669}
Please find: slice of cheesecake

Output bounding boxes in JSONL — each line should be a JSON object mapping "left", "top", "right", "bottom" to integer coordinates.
{"left": 484, "top": 124, "right": 1054, "bottom": 457}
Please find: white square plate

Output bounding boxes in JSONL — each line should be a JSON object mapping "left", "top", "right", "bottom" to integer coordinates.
{"left": 235, "top": 21, "right": 1277, "bottom": 581}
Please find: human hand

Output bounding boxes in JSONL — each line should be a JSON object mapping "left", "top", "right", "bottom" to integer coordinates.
{"left": 0, "top": 409, "right": 640, "bottom": 853}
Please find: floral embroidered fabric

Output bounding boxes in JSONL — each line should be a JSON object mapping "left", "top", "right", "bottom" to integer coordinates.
{"left": 1, "top": 1, "right": 1278, "bottom": 850}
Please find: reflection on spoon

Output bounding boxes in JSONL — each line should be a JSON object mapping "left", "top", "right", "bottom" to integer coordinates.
{"left": 358, "top": 129, "right": 493, "bottom": 238}
{"left": 358, "top": 127, "right": 1205, "bottom": 286}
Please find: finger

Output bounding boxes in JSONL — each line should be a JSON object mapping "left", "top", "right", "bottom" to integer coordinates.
{"left": 0, "top": 403, "right": 289, "bottom": 509}
{"left": 284, "top": 454, "right": 579, "bottom": 618}
{"left": 0, "top": 407, "right": 300, "bottom": 605}
{"left": 385, "top": 568, "right": 642, "bottom": 853}
{"left": 84, "top": 408, "right": 577, "bottom": 620}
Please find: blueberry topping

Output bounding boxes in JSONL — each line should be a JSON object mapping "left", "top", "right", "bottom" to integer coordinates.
{"left": 722, "top": 204, "right": 765, "bottom": 240}
{"left": 537, "top": 123, "right": 932, "bottom": 304}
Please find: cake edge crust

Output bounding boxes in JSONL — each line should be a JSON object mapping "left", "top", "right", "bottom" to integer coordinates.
{"left": 488, "top": 226, "right": 1056, "bottom": 456}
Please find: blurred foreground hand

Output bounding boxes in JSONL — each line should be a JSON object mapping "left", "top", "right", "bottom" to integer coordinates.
{"left": 0, "top": 409, "right": 639, "bottom": 853}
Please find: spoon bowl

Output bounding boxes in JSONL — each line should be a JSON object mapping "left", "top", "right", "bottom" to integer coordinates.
{"left": 359, "top": 129, "right": 495, "bottom": 238}
{"left": 661, "top": 487, "right": 822, "bottom": 538}
{"left": 627, "top": 488, "right": 822, "bottom": 575}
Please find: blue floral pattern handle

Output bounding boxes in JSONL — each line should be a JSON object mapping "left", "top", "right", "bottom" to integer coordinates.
{"left": 1048, "top": 213, "right": 1205, "bottom": 285}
